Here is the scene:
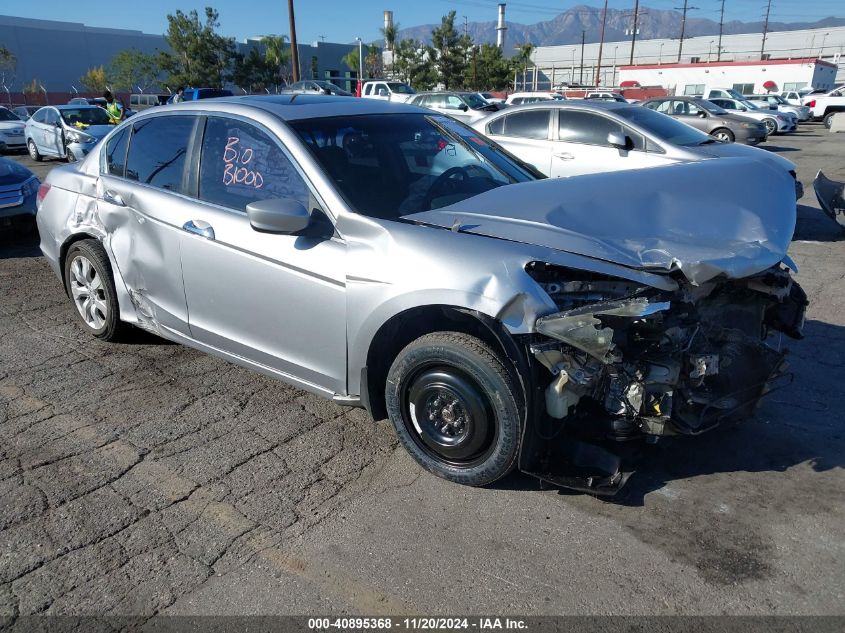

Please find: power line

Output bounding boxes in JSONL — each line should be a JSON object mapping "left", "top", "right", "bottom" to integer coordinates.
{"left": 628, "top": 0, "right": 641, "bottom": 65}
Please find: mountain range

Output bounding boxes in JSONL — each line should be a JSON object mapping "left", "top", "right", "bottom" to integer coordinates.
{"left": 395, "top": 5, "right": 844, "bottom": 48}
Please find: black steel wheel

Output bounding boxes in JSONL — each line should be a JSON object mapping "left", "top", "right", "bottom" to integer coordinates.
{"left": 386, "top": 332, "right": 523, "bottom": 486}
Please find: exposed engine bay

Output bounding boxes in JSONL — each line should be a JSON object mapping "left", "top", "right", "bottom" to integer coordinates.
{"left": 518, "top": 261, "right": 808, "bottom": 494}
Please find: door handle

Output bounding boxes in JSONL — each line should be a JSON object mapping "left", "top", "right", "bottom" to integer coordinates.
{"left": 554, "top": 152, "right": 575, "bottom": 160}
{"left": 103, "top": 190, "right": 126, "bottom": 206}
{"left": 183, "top": 220, "right": 215, "bottom": 240}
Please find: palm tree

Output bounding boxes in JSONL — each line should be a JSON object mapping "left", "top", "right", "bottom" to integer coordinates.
{"left": 380, "top": 21, "right": 400, "bottom": 73}
{"left": 262, "top": 35, "right": 290, "bottom": 86}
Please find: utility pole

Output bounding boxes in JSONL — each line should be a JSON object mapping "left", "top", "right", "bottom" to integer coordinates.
{"left": 717, "top": 0, "right": 725, "bottom": 61}
{"left": 287, "top": 0, "right": 300, "bottom": 82}
{"left": 629, "top": 0, "right": 640, "bottom": 65}
{"left": 579, "top": 29, "right": 586, "bottom": 85}
{"left": 595, "top": 0, "right": 609, "bottom": 87}
{"left": 463, "top": 15, "right": 468, "bottom": 38}
{"left": 675, "top": 0, "right": 698, "bottom": 62}
{"left": 760, "top": 0, "right": 772, "bottom": 59}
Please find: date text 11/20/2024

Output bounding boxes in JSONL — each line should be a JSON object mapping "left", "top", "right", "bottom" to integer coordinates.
{"left": 308, "top": 618, "right": 528, "bottom": 630}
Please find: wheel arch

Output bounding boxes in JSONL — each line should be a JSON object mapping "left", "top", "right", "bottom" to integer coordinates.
{"left": 59, "top": 232, "right": 103, "bottom": 292}
{"left": 361, "top": 304, "right": 531, "bottom": 422}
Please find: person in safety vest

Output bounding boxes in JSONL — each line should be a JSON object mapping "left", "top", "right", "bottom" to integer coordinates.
{"left": 103, "top": 90, "right": 124, "bottom": 124}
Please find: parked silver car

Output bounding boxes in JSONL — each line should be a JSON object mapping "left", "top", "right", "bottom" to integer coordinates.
{"left": 36, "top": 96, "right": 807, "bottom": 494}
{"left": 408, "top": 91, "right": 502, "bottom": 124}
{"left": 26, "top": 105, "right": 115, "bottom": 162}
{"left": 472, "top": 101, "right": 803, "bottom": 198}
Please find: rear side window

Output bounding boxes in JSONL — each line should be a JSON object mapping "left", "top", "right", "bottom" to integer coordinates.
{"left": 125, "top": 115, "right": 195, "bottom": 193}
{"left": 198, "top": 116, "right": 310, "bottom": 213}
{"left": 105, "top": 126, "right": 129, "bottom": 176}
{"left": 501, "top": 110, "right": 549, "bottom": 139}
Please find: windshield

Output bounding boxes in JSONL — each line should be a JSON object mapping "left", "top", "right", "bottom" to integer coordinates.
{"left": 289, "top": 113, "right": 538, "bottom": 220}
{"left": 387, "top": 82, "right": 414, "bottom": 94}
{"left": 0, "top": 108, "right": 20, "bottom": 122}
{"left": 59, "top": 107, "right": 112, "bottom": 126}
{"left": 461, "top": 93, "right": 489, "bottom": 109}
{"left": 699, "top": 100, "right": 729, "bottom": 115}
{"left": 614, "top": 106, "right": 711, "bottom": 147}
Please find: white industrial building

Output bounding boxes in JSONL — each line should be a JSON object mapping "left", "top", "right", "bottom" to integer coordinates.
{"left": 527, "top": 25, "right": 845, "bottom": 90}
{"left": 618, "top": 58, "right": 838, "bottom": 95}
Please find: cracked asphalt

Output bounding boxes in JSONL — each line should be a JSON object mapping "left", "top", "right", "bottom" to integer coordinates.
{"left": 1, "top": 125, "right": 843, "bottom": 619}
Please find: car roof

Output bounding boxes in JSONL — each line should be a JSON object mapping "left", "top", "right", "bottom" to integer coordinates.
{"left": 489, "top": 100, "right": 631, "bottom": 112}
{"left": 56, "top": 104, "right": 103, "bottom": 110}
{"left": 150, "top": 94, "right": 430, "bottom": 121}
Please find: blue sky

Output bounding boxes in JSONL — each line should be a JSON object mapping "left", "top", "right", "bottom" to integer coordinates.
{"left": 4, "top": 1, "right": 841, "bottom": 44}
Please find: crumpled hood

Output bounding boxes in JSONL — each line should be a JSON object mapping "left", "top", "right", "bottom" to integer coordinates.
{"left": 75, "top": 124, "right": 113, "bottom": 140}
{"left": 405, "top": 157, "right": 796, "bottom": 285}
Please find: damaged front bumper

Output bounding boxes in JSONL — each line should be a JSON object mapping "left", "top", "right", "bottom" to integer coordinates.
{"left": 517, "top": 262, "right": 808, "bottom": 495}
{"left": 814, "top": 170, "right": 845, "bottom": 230}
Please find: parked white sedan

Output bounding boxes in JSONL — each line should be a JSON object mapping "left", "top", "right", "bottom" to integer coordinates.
{"left": 471, "top": 101, "right": 802, "bottom": 199}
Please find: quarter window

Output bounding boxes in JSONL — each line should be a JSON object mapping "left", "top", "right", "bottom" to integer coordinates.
{"left": 683, "top": 84, "right": 704, "bottom": 95}
{"left": 198, "top": 116, "right": 311, "bottom": 213}
{"left": 125, "top": 115, "right": 195, "bottom": 193}
{"left": 105, "top": 126, "right": 129, "bottom": 177}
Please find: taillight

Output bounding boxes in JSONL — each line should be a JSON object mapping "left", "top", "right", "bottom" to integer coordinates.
{"left": 806, "top": 100, "right": 816, "bottom": 107}
{"left": 36, "top": 182, "right": 51, "bottom": 208}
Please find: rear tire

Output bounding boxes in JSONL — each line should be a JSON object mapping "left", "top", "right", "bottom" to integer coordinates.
{"left": 385, "top": 332, "right": 523, "bottom": 486}
{"left": 63, "top": 240, "right": 128, "bottom": 341}
{"left": 27, "top": 139, "right": 42, "bottom": 162}
{"left": 823, "top": 112, "right": 836, "bottom": 129}
{"left": 712, "top": 128, "right": 734, "bottom": 143}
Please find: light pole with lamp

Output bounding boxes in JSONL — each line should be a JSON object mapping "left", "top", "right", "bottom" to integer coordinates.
{"left": 356, "top": 37, "right": 363, "bottom": 96}
{"left": 820, "top": 32, "right": 829, "bottom": 58}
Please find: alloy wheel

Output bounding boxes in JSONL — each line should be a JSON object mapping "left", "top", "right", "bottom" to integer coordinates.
{"left": 69, "top": 255, "right": 108, "bottom": 330}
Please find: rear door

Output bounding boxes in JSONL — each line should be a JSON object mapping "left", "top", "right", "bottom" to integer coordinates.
{"left": 484, "top": 109, "right": 553, "bottom": 176}
{"left": 97, "top": 114, "right": 198, "bottom": 334}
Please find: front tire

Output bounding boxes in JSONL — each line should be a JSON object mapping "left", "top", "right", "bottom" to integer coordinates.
{"left": 27, "top": 139, "right": 42, "bottom": 162}
{"left": 385, "top": 332, "right": 523, "bottom": 486}
{"left": 823, "top": 112, "right": 836, "bottom": 129}
{"left": 63, "top": 240, "right": 127, "bottom": 341}
{"left": 712, "top": 128, "right": 734, "bottom": 143}
{"left": 763, "top": 118, "right": 778, "bottom": 136}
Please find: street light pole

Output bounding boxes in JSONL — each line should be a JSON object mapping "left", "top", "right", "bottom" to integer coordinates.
{"left": 357, "top": 37, "right": 364, "bottom": 83}
{"left": 579, "top": 30, "right": 586, "bottom": 85}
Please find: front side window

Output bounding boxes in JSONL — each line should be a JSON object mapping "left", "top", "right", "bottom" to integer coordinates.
{"left": 198, "top": 116, "right": 310, "bottom": 213}
{"left": 31, "top": 109, "right": 46, "bottom": 124}
{"left": 558, "top": 111, "right": 644, "bottom": 149}
{"left": 125, "top": 115, "right": 195, "bottom": 193}
{"left": 289, "top": 113, "right": 537, "bottom": 219}
{"left": 43, "top": 109, "right": 59, "bottom": 125}
{"left": 501, "top": 110, "right": 549, "bottom": 140}
{"left": 105, "top": 126, "right": 129, "bottom": 176}
{"left": 614, "top": 106, "right": 710, "bottom": 147}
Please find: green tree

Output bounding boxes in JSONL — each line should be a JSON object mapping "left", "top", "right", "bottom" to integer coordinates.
{"left": 393, "top": 39, "right": 437, "bottom": 90}
{"left": 0, "top": 46, "right": 15, "bottom": 74}
{"left": 109, "top": 49, "right": 160, "bottom": 92}
{"left": 365, "top": 42, "right": 382, "bottom": 77}
{"left": 262, "top": 35, "right": 291, "bottom": 84}
{"left": 157, "top": 7, "right": 235, "bottom": 87}
{"left": 430, "top": 11, "right": 471, "bottom": 89}
{"left": 466, "top": 44, "right": 512, "bottom": 91}
{"left": 80, "top": 66, "right": 109, "bottom": 92}
{"left": 510, "top": 43, "right": 535, "bottom": 87}
{"left": 231, "top": 48, "right": 277, "bottom": 93}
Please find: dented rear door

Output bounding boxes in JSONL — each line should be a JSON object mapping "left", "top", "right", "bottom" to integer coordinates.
{"left": 98, "top": 113, "right": 201, "bottom": 335}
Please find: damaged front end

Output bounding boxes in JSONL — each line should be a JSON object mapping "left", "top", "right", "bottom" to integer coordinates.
{"left": 814, "top": 170, "right": 845, "bottom": 231}
{"left": 518, "top": 262, "right": 807, "bottom": 495}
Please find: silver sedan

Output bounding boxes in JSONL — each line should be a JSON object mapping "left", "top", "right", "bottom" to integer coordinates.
{"left": 36, "top": 96, "right": 807, "bottom": 494}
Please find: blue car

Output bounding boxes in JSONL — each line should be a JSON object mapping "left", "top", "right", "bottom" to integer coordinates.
{"left": 0, "top": 156, "right": 39, "bottom": 232}
{"left": 170, "top": 88, "right": 234, "bottom": 103}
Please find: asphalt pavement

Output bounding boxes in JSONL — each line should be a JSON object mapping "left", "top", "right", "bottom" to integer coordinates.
{"left": 1, "top": 125, "right": 843, "bottom": 619}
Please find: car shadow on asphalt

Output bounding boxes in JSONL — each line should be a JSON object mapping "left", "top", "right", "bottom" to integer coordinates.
{"left": 793, "top": 204, "right": 844, "bottom": 242}
{"left": 494, "top": 317, "right": 844, "bottom": 506}
{"left": 763, "top": 145, "right": 800, "bottom": 153}
{"left": 0, "top": 225, "right": 40, "bottom": 259}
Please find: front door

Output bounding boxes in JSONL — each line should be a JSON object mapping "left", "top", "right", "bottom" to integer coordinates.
{"left": 552, "top": 110, "right": 668, "bottom": 177}
{"left": 179, "top": 115, "right": 348, "bottom": 395}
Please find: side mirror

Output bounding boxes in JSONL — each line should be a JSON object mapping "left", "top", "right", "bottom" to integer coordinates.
{"left": 459, "top": 104, "right": 469, "bottom": 112}
{"left": 697, "top": 111, "right": 707, "bottom": 118}
{"left": 321, "top": 88, "right": 331, "bottom": 95}
{"left": 246, "top": 198, "right": 311, "bottom": 234}
{"left": 607, "top": 131, "right": 632, "bottom": 151}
